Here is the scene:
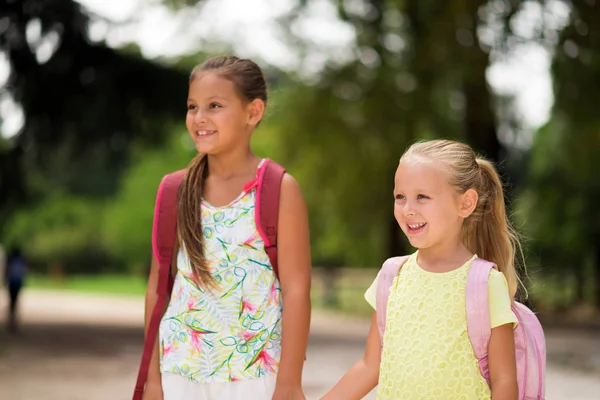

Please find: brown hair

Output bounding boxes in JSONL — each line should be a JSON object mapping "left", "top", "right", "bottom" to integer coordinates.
{"left": 401, "top": 139, "right": 525, "bottom": 299}
{"left": 177, "top": 56, "right": 268, "bottom": 288}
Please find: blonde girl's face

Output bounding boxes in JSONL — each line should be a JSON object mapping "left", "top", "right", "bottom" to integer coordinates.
{"left": 393, "top": 157, "right": 473, "bottom": 250}
{"left": 185, "top": 72, "right": 253, "bottom": 155}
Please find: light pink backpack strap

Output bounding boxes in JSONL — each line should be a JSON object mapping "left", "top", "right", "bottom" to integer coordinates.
{"left": 375, "top": 256, "right": 410, "bottom": 346}
{"left": 466, "top": 257, "right": 498, "bottom": 385}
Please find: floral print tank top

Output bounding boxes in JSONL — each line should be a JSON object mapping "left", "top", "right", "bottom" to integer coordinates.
{"left": 159, "top": 160, "right": 282, "bottom": 383}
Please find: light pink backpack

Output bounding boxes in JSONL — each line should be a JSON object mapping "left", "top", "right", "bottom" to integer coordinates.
{"left": 375, "top": 256, "right": 546, "bottom": 400}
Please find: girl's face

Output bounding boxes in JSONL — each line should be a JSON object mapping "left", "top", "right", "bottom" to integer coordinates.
{"left": 185, "top": 73, "right": 259, "bottom": 155}
{"left": 393, "top": 157, "right": 476, "bottom": 251}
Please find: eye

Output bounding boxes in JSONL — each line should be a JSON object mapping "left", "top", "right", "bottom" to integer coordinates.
{"left": 395, "top": 194, "right": 405, "bottom": 200}
{"left": 417, "top": 194, "right": 430, "bottom": 200}
{"left": 187, "top": 104, "right": 197, "bottom": 111}
{"left": 209, "top": 102, "right": 222, "bottom": 109}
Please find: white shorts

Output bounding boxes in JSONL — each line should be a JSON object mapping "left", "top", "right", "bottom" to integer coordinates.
{"left": 161, "top": 373, "right": 277, "bottom": 400}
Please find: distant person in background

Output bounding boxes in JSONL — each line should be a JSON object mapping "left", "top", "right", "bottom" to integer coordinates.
{"left": 0, "top": 244, "right": 5, "bottom": 287}
{"left": 4, "top": 247, "right": 28, "bottom": 333}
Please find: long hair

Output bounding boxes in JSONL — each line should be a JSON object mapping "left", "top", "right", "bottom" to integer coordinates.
{"left": 401, "top": 139, "right": 525, "bottom": 299}
{"left": 177, "top": 56, "right": 267, "bottom": 288}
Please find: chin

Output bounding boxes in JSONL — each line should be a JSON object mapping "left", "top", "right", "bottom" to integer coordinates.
{"left": 406, "top": 238, "right": 428, "bottom": 250}
{"left": 195, "top": 145, "right": 214, "bottom": 154}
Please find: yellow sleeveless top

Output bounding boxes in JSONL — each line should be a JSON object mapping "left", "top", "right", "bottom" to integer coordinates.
{"left": 364, "top": 253, "right": 517, "bottom": 399}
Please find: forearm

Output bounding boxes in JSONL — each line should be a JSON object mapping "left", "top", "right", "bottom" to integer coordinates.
{"left": 144, "top": 287, "right": 162, "bottom": 384}
{"left": 491, "top": 379, "right": 518, "bottom": 400}
{"left": 146, "top": 335, "right": 162, "bottom": 384}
{"left": 277, "top": 290, "right": 311, "bottom": 386}
{"left": 321, "top": 358, "right": 379, "bottom": 400}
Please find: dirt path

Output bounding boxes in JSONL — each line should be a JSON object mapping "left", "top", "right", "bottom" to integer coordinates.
{"left": 1, "top": 290, "right": 599, "bottom": 399}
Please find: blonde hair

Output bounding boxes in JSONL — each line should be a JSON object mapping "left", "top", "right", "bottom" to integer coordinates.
{"left": 401, "top": 139, "right": 524, "bottom": 299}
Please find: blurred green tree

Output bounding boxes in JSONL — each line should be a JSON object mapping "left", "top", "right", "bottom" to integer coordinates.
{"left": 0, "top": 0, "right": 189, "bottom": 228}
{"left": 517, "top": 0, "right": 600, "bottom": 307}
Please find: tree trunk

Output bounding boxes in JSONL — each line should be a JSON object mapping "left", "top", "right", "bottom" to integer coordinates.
{"left": 462, "top": 32, "right": 501, "bottom": 161}
{"left": 595, "top": 239, "right": 600, "bottom": 309}
{"left": 388, "top": 217, "right": 403, "bottom": 258}
{"left": 574, "top": 261, "right": 586, "bottom": 304}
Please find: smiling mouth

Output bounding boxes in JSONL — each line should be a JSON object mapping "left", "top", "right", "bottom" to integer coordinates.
{"left": 195, "top": 130, "right": 216, "bottom": 137}
{"left": 406, "top": 222, "right": 427, "bottom": 233}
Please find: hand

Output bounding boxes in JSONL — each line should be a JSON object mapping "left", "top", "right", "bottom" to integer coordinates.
{"left": 271, "top": 384, "right": 306, "bottom": 400}
{"left": 142, "top": 381, "right": 163, "bottom": 400}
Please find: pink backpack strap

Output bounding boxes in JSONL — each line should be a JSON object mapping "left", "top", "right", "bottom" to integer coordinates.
{"left": 255, "top": 159, "right": 286, "bottom": 280}
{"left": 375, "top": 256, "right": 410, "bottom": 346}
{"left": 466, "top": 257, "right": 498, "bottom": 385}
{"left": 133, "top": 169, "right": 185, "bottom": 400}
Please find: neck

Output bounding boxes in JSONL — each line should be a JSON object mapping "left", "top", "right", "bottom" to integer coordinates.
{"left": 205, "top": 148, "right": 260, "bottom": 179}
{"left": 416, "top": 235, "right": 473, "bottom": 272}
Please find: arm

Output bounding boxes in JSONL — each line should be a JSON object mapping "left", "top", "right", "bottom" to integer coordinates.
{"left": 321, "top": 311, "right": 381, "bottom": 399}
{"left": 274, "top": 174, "right": 312, "bottom": 394}
{"left": 144, "top": 243, "right": 178, "bottom": 391}
{"left": 144, "top": 253, "right": 163, "bottom": 389}
{"left": 488, "top": 323, "right": 518, "bottom": 400}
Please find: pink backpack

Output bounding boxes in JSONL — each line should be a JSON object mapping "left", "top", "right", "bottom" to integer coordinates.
{"left": 376, "top": 256, "right": 546, "bottom": 400}
{"left": 132, "top": 159, "right": 286, "bottom": 400}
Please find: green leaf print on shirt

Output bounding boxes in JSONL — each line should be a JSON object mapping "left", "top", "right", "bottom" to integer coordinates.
{"left": 183, "top": 321, "right": 217, "bottom": 335}
{"left": 213, "top": 211, "right": 225, "bottom": 222}
{"left": 248, "top": 258, "right": 273, "bottom": 273}
{"left": 197, "top": 295, "right": 233, "bottom": 331}
{"left": 194, "top": 344, "right": 226, "bottom": 381}
{"left": 203, "top": 226, "right": 214, "bottom": 239}
{"left": 244, "top": 335, "right": 278, "bottom": 374}
{"left": 216, "top": 238, "right": 231, "bottom": 261}
{"left": 222, "top": 207, "right": 251, "bottom": 226}
{"left": 160, "top": 188, "right": 282, "bottom": 383}
{"left": 208, "top": 351, "right": 236, "bottom": 379}
{"left": 182, "top": 274, "right": 203, "bottom": 291}
{"left": 220, "top": 279, "right": 243, "bottom": 301}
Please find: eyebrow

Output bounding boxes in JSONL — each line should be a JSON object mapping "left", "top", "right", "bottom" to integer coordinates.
{"left": 187, "top": 95, "right": 228, "bottom": 102}
{"left": 394, "top": 188, "right": 435, "bottom": 194}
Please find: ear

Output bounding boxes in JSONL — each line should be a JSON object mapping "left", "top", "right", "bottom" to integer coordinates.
{"left": 247, "top": 98, "right": 265, "bottom": 127}
{"left": 458, "top": 188, "right": 478, "bottom": 218}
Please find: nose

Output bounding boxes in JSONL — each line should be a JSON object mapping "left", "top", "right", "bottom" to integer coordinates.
{"left": 193, "top": 109, "right": 207, "bottom": 125}
{"left": 402, "top": 200, "right": 416, "bottom": 216}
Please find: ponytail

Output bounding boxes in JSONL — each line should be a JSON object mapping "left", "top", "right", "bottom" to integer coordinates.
{"left": 177, "top": 153, "right": 215, "bottom": 288}
{"left": 464, "top": 159, "right": 522, "bottom": 299}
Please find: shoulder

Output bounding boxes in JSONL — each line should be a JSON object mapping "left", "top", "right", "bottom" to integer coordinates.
{"left": 280, "top": 173, "right": 302, "bottom": 195}
{"left": 381, "top": 253, "right": 417, "bottom": 272}
{"left": 486, "top": 268, "right": 518, "bottom": 328}
{"left": 276, "top": 173, "right": 308, "bottom": 225}
{"left": 382, "top": 255, "right": 411, "bottom": 268}
{"left": 378, "top": 254, "right": 415, "bottom": 284}
{"left": 488, "top": 268, "right": 509, "bottom": 288}
{"left": 165, "top": 169, "right": 187, "bottom": 181}
{"left": 157, "top": 169, "right": 186, "bottom": 189}
{"left": 471, "top": 259, "right": 510, "bottom": 292}
{"left": 279, "top": 173, "right": 306, "bottom": 207}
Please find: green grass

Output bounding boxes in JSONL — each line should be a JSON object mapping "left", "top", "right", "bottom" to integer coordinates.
{"left": 27, "top": 274, "right": 147, "bottom": 296}
{"left": 25, "top": 269, "right": 377, "bottom": 317}
{"left": 25, "top": 269, "right": 596, "bottom": 320}
{"left": 311, "top": 268, "right": 377, "bottom": 318}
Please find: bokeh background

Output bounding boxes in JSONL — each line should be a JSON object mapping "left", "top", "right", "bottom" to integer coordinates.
{"left": 0, "top": 1, "right": 599, "bottom": 399}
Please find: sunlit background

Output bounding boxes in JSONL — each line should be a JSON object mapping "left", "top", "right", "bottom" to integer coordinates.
{"left": 1, "top": 1, "right": 599, "bottom": 399}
